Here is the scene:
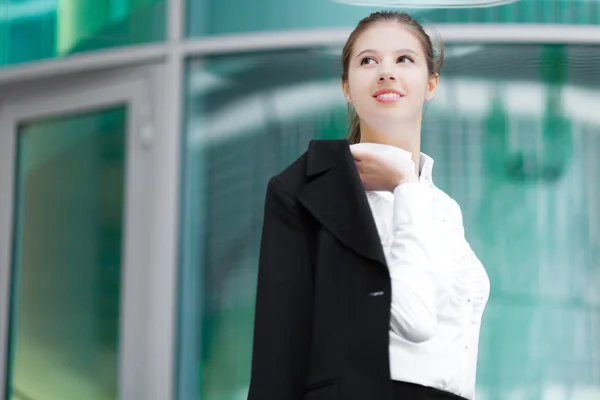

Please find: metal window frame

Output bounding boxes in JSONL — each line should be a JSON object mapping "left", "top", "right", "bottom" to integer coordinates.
{"left": 0, "top": 66, "right": 164, "bottom": 398}
{"left": 3, "top": 24, "right": 600, "bottom": 86}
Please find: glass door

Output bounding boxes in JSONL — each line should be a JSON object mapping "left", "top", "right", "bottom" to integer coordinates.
{"left": 0, "top": 69, "right": 157, "bottom": 400}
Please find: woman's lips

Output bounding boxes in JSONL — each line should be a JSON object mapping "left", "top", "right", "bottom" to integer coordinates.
{"left": 373, "top": 89, "right": 404, "bottom": 103}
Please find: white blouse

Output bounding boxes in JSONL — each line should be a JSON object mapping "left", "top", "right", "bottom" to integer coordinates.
{"left": 360, "top": 147, "right": 490, "bottom": 399}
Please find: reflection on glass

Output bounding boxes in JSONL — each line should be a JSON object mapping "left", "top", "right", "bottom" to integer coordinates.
{"left": 187, "top": 0, "right": 600, "bottom": 37}
{"left": 333, "top": 0, "right": 517, "bottom": 8}
{"left": 7, "top": 107, "right": 127, "bottom": 400}
{"left": 0, "top": 0, "right": 165, "bottom": 68}
{"left": 181, "top": 45, "right": 600, "bottom": 400}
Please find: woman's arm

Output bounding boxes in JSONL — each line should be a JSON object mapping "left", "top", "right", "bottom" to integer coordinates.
{"left": 382, "top": 182, "right": 438, "bottom": 343}
{"left": 248, "top": 176, "right": 314, "bottom": 400}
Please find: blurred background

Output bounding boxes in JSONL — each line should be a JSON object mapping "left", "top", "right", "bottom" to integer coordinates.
{"left": 0, "top": 0, "right": 599, "bottom": 399}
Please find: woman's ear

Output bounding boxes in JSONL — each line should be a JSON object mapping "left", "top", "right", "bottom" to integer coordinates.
{"left": 425, "top": 73, "right": 439, "bottom": 101}
{"left": 341, "top": 80, "right": 351, "bottom": 102}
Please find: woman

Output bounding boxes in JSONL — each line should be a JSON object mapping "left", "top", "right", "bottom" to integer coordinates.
{"left": 248, "top": 11, "right": 490, "bottom": 400}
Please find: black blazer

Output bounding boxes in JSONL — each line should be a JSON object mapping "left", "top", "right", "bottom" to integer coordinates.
{"left": 248, "top": 139, "right": 395, "bottom": 400}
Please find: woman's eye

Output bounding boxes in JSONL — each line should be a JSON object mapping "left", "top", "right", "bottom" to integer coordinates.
{"left": 398, "top": 55, "right": 414, "bottom": 63}
{"left": 360, "top": 57, "right": 376, "bottom": 65}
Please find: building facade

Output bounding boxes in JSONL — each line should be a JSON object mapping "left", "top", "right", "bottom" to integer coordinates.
{"left": 0, "top": 1, "right": 599, "bottom": 399}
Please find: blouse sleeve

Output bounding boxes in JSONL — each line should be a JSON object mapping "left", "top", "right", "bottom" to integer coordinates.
{"left": 380, "top": 182, "right": 438, "bottom": 343}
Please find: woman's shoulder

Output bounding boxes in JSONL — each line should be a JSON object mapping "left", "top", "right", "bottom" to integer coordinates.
{"left": 270, "top": 139, "right": 349, "bottom": 194}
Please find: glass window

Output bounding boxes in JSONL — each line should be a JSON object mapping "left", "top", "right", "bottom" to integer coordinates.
{"left": 180, "top": 45, "right": 600, "bottom": 399}
{"left": 187, "top": 0, "right": 600, "bottom": 37}
{"left": 0, "top": 0, "right": 165, "bottom": 69}
{"left": 6, "top": 107, "right": 127, "bottom": 400}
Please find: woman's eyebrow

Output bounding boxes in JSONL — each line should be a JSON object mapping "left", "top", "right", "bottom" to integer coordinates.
{"left": 355, "top": 48, "right": 419, "bottom": 59}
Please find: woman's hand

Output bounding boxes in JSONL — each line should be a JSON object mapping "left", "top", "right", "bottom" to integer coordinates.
{"left": 350, "top": 147, "right": 418, "bottom": 192}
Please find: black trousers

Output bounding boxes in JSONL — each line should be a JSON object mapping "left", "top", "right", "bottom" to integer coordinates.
{"left": 392, "top": 381, "right": 468, "bottom": 400}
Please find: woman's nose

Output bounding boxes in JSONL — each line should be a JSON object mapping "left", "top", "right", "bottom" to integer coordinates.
{"left": 379, "top": 73, "right": 396, "bottom": 81}
{"left": 378, "top": 66, "right": 397, "bottom": 82}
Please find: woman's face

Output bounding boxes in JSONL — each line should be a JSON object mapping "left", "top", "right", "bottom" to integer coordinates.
{"left": 342, "top": 22, "right": 438, "bottom": 128}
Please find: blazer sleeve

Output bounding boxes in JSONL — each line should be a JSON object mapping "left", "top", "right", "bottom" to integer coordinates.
{"left": 247, "top": 175, "right": 314, "bottom": 400}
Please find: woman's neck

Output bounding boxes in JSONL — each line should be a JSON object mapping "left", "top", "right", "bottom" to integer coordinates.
{"left": 358, "top": 121, "right": 422, "bottom": 175}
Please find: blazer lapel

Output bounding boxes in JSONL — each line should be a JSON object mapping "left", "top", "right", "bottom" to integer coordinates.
{"left": 296, "top": 139, "right": 387, "bottom": 269}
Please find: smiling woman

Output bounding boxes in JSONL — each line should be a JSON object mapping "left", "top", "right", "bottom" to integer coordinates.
{"left": 246, "top": 11, "right": 490, "bottom": 400}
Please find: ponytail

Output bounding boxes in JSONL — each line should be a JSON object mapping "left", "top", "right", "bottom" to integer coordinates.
{"left": 346, "top": 105, "right": 361, "bottom": 144}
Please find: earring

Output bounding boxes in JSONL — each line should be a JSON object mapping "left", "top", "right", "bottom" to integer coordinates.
{"left": 347, "top": 96, "right": 351, "bottom": 102}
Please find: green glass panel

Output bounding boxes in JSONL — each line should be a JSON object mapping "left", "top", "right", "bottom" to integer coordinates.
{"left": 0, "top": 0, "right": 165, "bottom": 69}
{"left": 180, "top": 45, "right": 600, "bottom": 399}
{"left": 188, "top": 0, "right": 600, "bottom": 37}
{"left": 6, "top": 106, "right": 127, "bottom": 400}
{"left": 421, "top": 0, "right": 600, "bottom": 24}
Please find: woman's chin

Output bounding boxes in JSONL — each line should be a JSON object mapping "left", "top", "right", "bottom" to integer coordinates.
{"left": 365, "top": 112, "right": 416, "bottom": 126}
